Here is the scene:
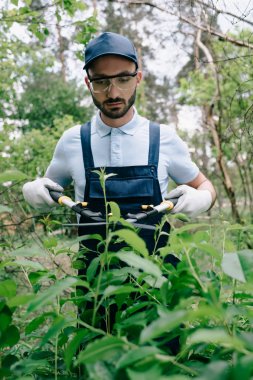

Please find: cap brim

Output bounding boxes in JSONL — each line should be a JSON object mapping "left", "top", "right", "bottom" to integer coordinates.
{"left": 83, "top": 52, "right": 138, "bottom": 70}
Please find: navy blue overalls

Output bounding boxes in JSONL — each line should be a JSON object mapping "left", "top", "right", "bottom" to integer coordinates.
{"left": 77, "top": 120, "right": 180, "bottom": 352}
{"left": 78, "top": 120, "right": 169, "bottom": 253}
{"left": 78, "top": 119, "right": 180, "bottom": 273}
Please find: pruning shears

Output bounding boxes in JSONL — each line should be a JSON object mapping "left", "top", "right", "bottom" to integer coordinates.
{"left": 49, "top": 190, "right": 178, "bottom": 231}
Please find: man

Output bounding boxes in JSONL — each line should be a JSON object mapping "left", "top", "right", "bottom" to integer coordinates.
{"left": 23, "top": 32, "right": 216, "bottom": 228}
{"left": 22, "top": 32, "right": 216, "bottom": 339}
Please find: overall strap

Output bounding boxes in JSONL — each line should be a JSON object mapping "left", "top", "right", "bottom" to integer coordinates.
{"left": 148, "top": 121, "right": 160, "bottom": 167}
{"left": 80, "top": 121, "right": 94, "bottom": 168}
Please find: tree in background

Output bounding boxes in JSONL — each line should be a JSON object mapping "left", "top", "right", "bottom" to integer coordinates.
{"left": 0, "top": 0, "right": 98, "bottom": 145}
{"left": 14, "top": 57, "right": 92, "bottom": 131}
{"left": 0, "top": 0, "right": 98, "bottom": 232}
{"left": 0, "top": 0, "right": 98, "bottom": 125}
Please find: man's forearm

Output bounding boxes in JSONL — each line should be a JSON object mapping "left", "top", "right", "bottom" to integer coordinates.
{"left": 186, "top": 171, "right": 216, "bottom": 209}
{"left": 197, "top": 179, "right": 216, "bottom": 208}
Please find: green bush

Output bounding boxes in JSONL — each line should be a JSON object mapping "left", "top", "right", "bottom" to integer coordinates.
{"left": 1, "top": 175, "right": 253, "bottom": 379}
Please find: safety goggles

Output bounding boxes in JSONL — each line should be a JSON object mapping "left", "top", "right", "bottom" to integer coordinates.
{"left": 88, "top": 71, "right": 138, "bottom": 93}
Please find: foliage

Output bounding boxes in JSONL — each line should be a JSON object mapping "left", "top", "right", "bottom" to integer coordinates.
{"left": 0, "top": 0, "right": 97, "bottom": 123}
{"left": 1, "top": 115, "right": 81, "bottom": 178}
{"left": 15, "top": 61, "right": 91, "bottom": 131}
{"left": 1, "top": 171, "right": 253, "bottom": 379}
{"left": 0, "top": 29, "right": 30, "bottom": 119}
{"left": 178, "top": 29, "right": 253, "bottom": 221}
{"left": 0, "top": 0, "right": 94, "bottom": 43}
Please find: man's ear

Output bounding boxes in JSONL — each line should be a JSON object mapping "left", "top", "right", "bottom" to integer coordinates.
{"left": 136, "top": 71, "right": 142, "bottom": 86}
{"left": 84, "top": 76, "right": 90, "bottom": 89}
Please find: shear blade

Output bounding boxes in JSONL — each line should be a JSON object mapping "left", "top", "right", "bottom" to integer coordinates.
{"left": 63, "top": 222, "right": 156, "bottom": 231}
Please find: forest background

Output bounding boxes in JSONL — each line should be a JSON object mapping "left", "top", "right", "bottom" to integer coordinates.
{"left": 1, "top": 1, "right": 253, "bottom": 379}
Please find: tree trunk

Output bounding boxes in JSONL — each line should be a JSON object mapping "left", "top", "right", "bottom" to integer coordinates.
{"left": 204, "top": 105, "right": 241, "bottom": 222}
{"left": 196, "top": 30, "right": 242, "bottom": 222}
{"left": 56, "top": 22, "right": 66, "bottom": 83}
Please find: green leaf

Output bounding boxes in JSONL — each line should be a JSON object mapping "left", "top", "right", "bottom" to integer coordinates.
{"left": 194, "top": 242, "right": 221, "bottom": 260}
{"left": 222, "top": 250, "right": 253, "bottom": 283}
{"left": 173, "top": 213, "right": 190, "bottom": 222}
{"left": 8, "top": 294, "right": 34, "bottom": 308}
{"left": 103, "top": 285, "right": 139, "bottom": 297}
{"left": 26, "top": 277, "right": 78, "bottom": 313}
{"left": 65, "top": 329, "right": 88, "bottom": 370}
{"left": 76, "top": 336, "right": 129, "bottom": 365}
{"left": 28, "top": 271, "right": 54, "bottom": 286}
{"left": 10, "top": 359, "right": 48, "bottom": 376}
{"left": 0, "top": 169, "right": 27, "bottom": 183}
{"left": 0, "top": 279, "right": 17, "bottom": 298}
{"left": 187, "top": 328, "right": 245, "bottom": 350}
{"left": 85, "top": 361, "right": 114, "bottom": 380}
{"left": 140, "top": 310, "right": 187, "bottom": 344}
{"left": 25, "top": 312, "right": 54, "bottom": 335}
{"left": 1, "top": 354, "right": 19, "bottom": 374}
{"left": 77, "top": 234, "right": 103, "bottom": 244}
{"left": 114, "top": 251, "right": 163, "bottom": 279}
{"left": 239, "top": 331, "right": 253, "bottom": 350}
{"left": 232, "top": 355, "right": 253, "bottom": 380}
{"left": 111, "top": 229, "right": 149, "bottom": 257}
{"left": 0, "top": 325, "right": 20, "bottom": 348}
{"left": 43, "top": 237, "right": 58, "bottom": 249}
{"left": 222, "top": 252, "right": 246, "bottom": 282}
{"left": 0, "top": 306, "right": 12, "bottom": 332}
{"left": 173, "top": 223, "right": 210, "bottom": 233}
{"left": 11, "top": 0, "right": 19, "bottom": 6}
{"left": 196, "top": 360, "right": 230, "bottom": 380}
{"left": 108, "top": 201, "right": 121, "bottom": 218}
{"left": 39, "top": 315, "right": 67, "bottom": 347}
{"left": 117, "top": 346, "right": 161, "bottom": 369}
{"left": 127, "top": 365, "right": 163, "bottom": 380}
{"left": 87, "top": 257, "right": 100, "bottom": 282}
{"left": 227, "top": 224, "right": 253, "bottom": 232}
{"left": 0, "top": 261, "right": 17, "bottom": 270}
{"left": 104, "top": 173, "right": 117, "bottom": 181}
{"left": 237, "top": 250, "right": 253, "bottom": 282}
{"left": 192, "top": 230, "right": 210, "bottom": 243}
{"left": 141, "top": 274, "right": 166, "bottom": 288}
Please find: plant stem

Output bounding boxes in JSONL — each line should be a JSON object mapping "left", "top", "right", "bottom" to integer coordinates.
{"left": 184, "top": 247, "right": 207, "bottom": 293}
{"left": 21, "top": 265, "right": 33, "bottom": 288}
{"left": 55, "top": 295, "right": 60, "bottom": 380}
{"left": 55, "top": 334, "right": 58, "bottom": 380}
{"left": 155, "top": 354, "right": 198, "bottom": 376}
{"left": 131, "top": 277, "right": 161, "bottom": 304}
{"left": 77, "top": 319, "right": 107, "bottom": 335}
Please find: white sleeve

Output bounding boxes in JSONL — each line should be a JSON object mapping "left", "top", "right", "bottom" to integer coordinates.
{"left": 160, "top": 124, "right": 199, "bottom": 185}
{"left": 168, "top": 132, "right": 199, "bottom": 184}
{"left": 45, "top": 134, "right": 73, "bottom": 188}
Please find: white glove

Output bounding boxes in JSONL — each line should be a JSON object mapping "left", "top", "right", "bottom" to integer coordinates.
{"left": 166, "top": 185, "right": 212, "bottom": 217}
{"left": 22, "top": 178, "right": 63, "bottom": 210}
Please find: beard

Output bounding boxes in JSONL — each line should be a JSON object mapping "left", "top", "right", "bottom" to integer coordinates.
{"left": 91, "top": 90, "right": 136, "bottom": 119}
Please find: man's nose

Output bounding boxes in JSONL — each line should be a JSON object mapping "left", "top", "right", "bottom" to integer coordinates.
{"left": 106, "top": 80, "right": 120, "bottom": 97}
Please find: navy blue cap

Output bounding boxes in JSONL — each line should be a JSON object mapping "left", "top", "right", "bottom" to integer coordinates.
{"left": 84, "top": 32, "right": 138, "bottom": 70}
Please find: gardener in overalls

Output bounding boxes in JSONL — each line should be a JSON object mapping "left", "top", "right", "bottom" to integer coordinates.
{"left": 22, "top": 32, "right": 216, "bottom": 334}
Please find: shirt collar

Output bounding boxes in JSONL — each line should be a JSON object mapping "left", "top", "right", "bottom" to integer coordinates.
{"left": 95, "top": 108, "right": 138, "bottom": 137}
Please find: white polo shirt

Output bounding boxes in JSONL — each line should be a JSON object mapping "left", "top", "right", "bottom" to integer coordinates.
{"left": 45, "top": 109, "right": 199, "bottom": 202}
